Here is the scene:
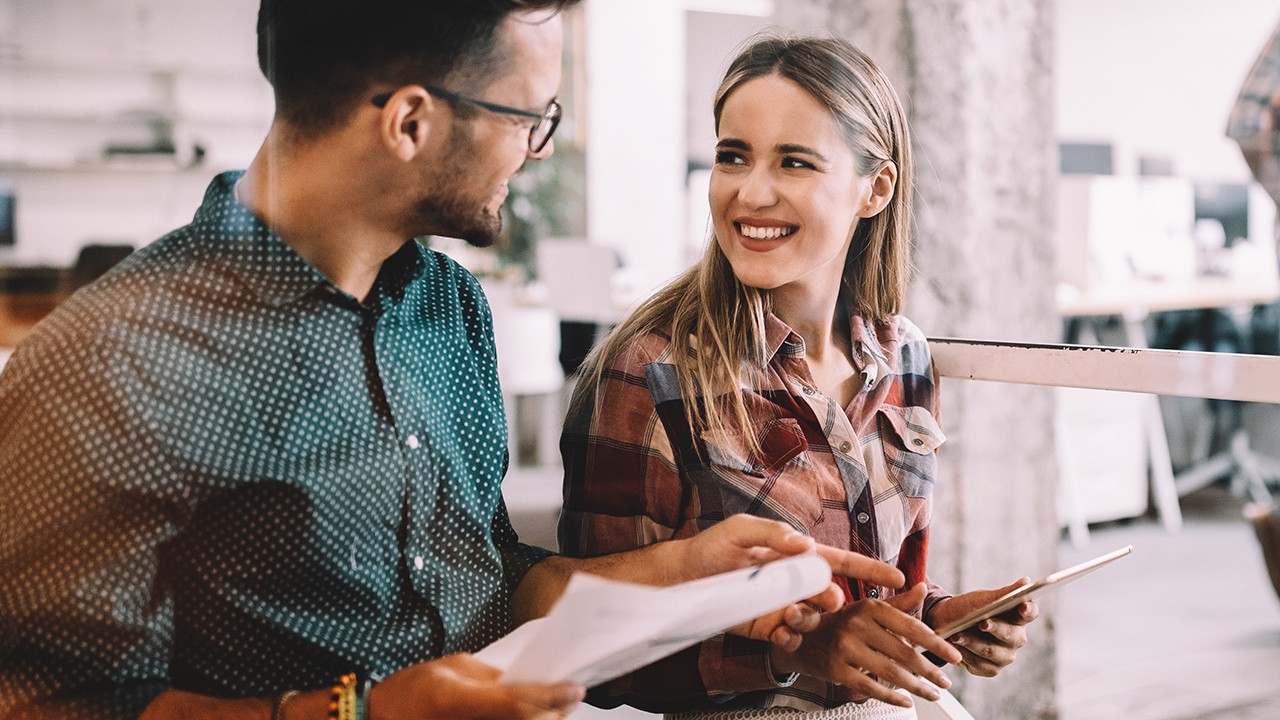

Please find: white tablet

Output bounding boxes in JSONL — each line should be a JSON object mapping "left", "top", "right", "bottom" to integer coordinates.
{"left": 933, "top": 544, "right": 1133, "bottom": 640}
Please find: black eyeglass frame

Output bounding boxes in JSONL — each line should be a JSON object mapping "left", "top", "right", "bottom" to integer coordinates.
{"left": 371, "top": 85, "right": 561, "bottom": 153}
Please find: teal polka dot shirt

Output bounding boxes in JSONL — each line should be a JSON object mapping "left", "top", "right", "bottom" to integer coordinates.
{"left": 0, "top": 171, "right": 550, "bottom": 717}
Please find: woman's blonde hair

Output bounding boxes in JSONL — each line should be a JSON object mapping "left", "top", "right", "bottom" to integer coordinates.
{"left": 572, "top": 35, "right": 913, "bottom": 450}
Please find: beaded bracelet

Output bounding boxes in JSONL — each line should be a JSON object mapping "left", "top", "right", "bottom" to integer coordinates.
{"left": 328, "top": 673, "right": 356, "bottom": 720}
{"left": 326, "top": 672, "right": 369, "bottom": 720}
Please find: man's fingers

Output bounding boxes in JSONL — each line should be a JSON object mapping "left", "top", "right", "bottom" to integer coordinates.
{"left": 769, "top": 624, "right": 803, "bottom": 653}
{"left": 804, "top": 583, "right": 846, "bottom": 614}
{"left": 447, "top": 653, "right": 504, "bottom": 681}
{"left": 505, "top": 683, "right": 586, "bottom": 714}
{"left": 783, "top": 602, "right": 822, "bottom": 634}
{"left": 720, "top": 515, "right": 815, "bottom": 556}
{"left": 815, "top": 545, "right": 905, "bottom": 589}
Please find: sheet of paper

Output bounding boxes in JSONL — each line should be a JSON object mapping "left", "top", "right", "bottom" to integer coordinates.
{"left": 475, "top": 554, "right": 831, "bottom": 688}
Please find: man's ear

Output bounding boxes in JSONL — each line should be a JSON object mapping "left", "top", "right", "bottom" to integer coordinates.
{"left": 377, "top": 86, "right": 436, "bottom": 162}
{"left": 858, "top": 161, "right": 898, "bottom": 218}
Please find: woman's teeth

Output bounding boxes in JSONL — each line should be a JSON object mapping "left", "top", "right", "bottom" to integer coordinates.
{"left": 737, "top": 223, "right": 797, "bottom": 240}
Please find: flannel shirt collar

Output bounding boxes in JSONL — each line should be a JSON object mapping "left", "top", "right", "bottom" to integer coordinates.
{"left": 762, "top": 304, "right": 901, "bottom": 377}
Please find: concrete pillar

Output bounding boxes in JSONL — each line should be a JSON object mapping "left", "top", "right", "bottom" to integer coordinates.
{"left": 772, "top": 2, "right": 1060, "bottom": 718}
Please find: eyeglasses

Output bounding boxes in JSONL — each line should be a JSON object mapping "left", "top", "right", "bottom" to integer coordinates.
{"left": 371, "top": 86, "right": 562, "bottom": 153}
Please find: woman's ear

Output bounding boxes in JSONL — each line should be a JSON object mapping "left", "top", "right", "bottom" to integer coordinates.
{"left": 377, "top": 86, "right": 436, "bottom": 162}
{"left": 858, "top": 161, "right": 898, "bottom": 218}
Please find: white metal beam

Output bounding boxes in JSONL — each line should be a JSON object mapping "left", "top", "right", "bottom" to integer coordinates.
{"left": 928, "top": 337, "right": 1280, "bottom": 405}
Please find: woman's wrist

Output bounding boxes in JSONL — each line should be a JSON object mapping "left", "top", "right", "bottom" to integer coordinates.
{"left": 923, "top": 594, "right": 953, "bottom": 629}
{"left": 767, "top": 637, "right": 801, "bottom": 676}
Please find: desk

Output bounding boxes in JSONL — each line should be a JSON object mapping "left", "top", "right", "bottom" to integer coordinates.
{"left": 0, "top": 265, "right": 68, "bottom": 347}
{"left": 1057, "top": 277, "right": 1280, "bottom": 542}
{"left": 1057, "top": 277, "right": 1280, "bottom": 317}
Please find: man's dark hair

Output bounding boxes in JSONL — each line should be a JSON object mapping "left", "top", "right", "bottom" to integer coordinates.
{"left": 257, "top": 0, "right": 581, "bottom": 132}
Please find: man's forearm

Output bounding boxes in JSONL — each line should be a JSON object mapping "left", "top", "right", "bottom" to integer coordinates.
{"left": 140, "top": 688, "right": 327, "bottom": 720}
{"left": 511, "top": 541, "right": 689, "bottom": 624}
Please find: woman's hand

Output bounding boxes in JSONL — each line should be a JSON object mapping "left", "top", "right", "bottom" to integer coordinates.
{"left": 679, "top": 514, "right": 907, "bottom": 651}
{"left": 767, "top": 584, "right": 962, "bottom": 707}
{"left": 926, "top": 579, "right": 1040, "bottom": 677}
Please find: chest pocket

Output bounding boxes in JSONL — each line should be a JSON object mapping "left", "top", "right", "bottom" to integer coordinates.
{"left": 877, "top": 406, "right": 945, "bottom": 499}
{"left": 697, "top": 417, "right": 820, "bottom": 530}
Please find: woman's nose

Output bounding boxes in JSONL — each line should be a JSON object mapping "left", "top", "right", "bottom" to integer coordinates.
{"left": 737, "top": 167, "right": 777, "bottom": 209}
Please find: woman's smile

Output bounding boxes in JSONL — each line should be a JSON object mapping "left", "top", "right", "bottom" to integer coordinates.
{"left": 735, "top": 218, "right": 800, "bottom": 250}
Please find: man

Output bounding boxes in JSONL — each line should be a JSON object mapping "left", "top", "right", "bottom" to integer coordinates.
{"left": 0, "top": 2, "right": 913, "bottom": 718}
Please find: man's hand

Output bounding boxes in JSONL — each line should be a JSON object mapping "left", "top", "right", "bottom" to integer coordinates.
{"left": 141, "top": 655, "right": 582, "bottom": 720}
{"left": 767, "top": 584, "right": 962, "bottom": 707}
{"left": 516, "top": 513, "right": 903, "bottom": 648}
{"left": 369, "top": 654, "right": 584, "bottom": 720}
{"left": 926, "top": 578, "right": 1040, "bottom": 677}
{"left": 679, "top": 514, "right": 907, "bottom": 651}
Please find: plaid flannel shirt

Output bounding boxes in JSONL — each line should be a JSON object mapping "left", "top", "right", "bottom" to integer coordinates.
{"left": 1228, "top": 19, "right": 1280, "bottom": 152}
{"left": 558, "top": 309, "right": 948, "bottom": 713}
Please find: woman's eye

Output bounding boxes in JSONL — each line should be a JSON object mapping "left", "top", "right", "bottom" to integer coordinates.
{"left": 714, "top": 150, "right": 746, "bottom": 165}
{"left": 781, "top": 156, "right": 815, "bottom": 170}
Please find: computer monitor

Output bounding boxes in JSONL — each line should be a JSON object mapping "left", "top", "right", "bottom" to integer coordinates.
{"left": 0, "top": 191, "right": 13, "bottom": 247}
{"left": 1193, "top": 182, "right": 1250, "bottom": 247}
{"left": 1059, "top": 142, "right": 1114, "bottom": 175}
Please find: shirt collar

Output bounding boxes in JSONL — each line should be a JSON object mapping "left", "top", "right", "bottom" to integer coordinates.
{"left": 762, "top": 302, "right": 900, "bottom": 374}
{"left": 196, "top": 171, "right": 328, "bottom": 306}
{"left": 196, "top": 171, "right": 426, "bottom": 308}
{"left": 763, "top": 312, "right": 799, "bottom": 360}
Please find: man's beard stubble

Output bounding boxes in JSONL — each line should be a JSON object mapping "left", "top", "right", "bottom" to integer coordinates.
{"left": 414, "top": 119, "right": 504, "bottom": 248}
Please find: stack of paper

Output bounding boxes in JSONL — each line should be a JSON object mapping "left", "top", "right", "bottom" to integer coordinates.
{"left": 477, "top": 554, "right": 831, "bottom": 688}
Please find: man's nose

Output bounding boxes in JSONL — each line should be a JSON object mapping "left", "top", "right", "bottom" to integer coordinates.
{"left": 528, "top": 136, "right": 555, "bottom": 161}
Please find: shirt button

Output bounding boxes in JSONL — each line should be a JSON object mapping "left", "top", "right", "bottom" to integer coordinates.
{"left": 856, "top": 511, "right": 870, "bottom": 524}
{"left": 838, "top": 441, "right": 852, "bottom": 453}
{"left": 413, "top": 555, "right": 424, "bottom": 571}
{"left": 406, "top": 434, "right": 420, "bottom": 449}
{"left": 802, "top": 385, "right": 816, "bottom": 395}
{"left": 913, "top": 438, "right": 925, "bottom": 447}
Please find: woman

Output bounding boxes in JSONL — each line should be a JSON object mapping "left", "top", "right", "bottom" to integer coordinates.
{"left": 559, "top": 36, "right": 1035, "bottom": 718}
